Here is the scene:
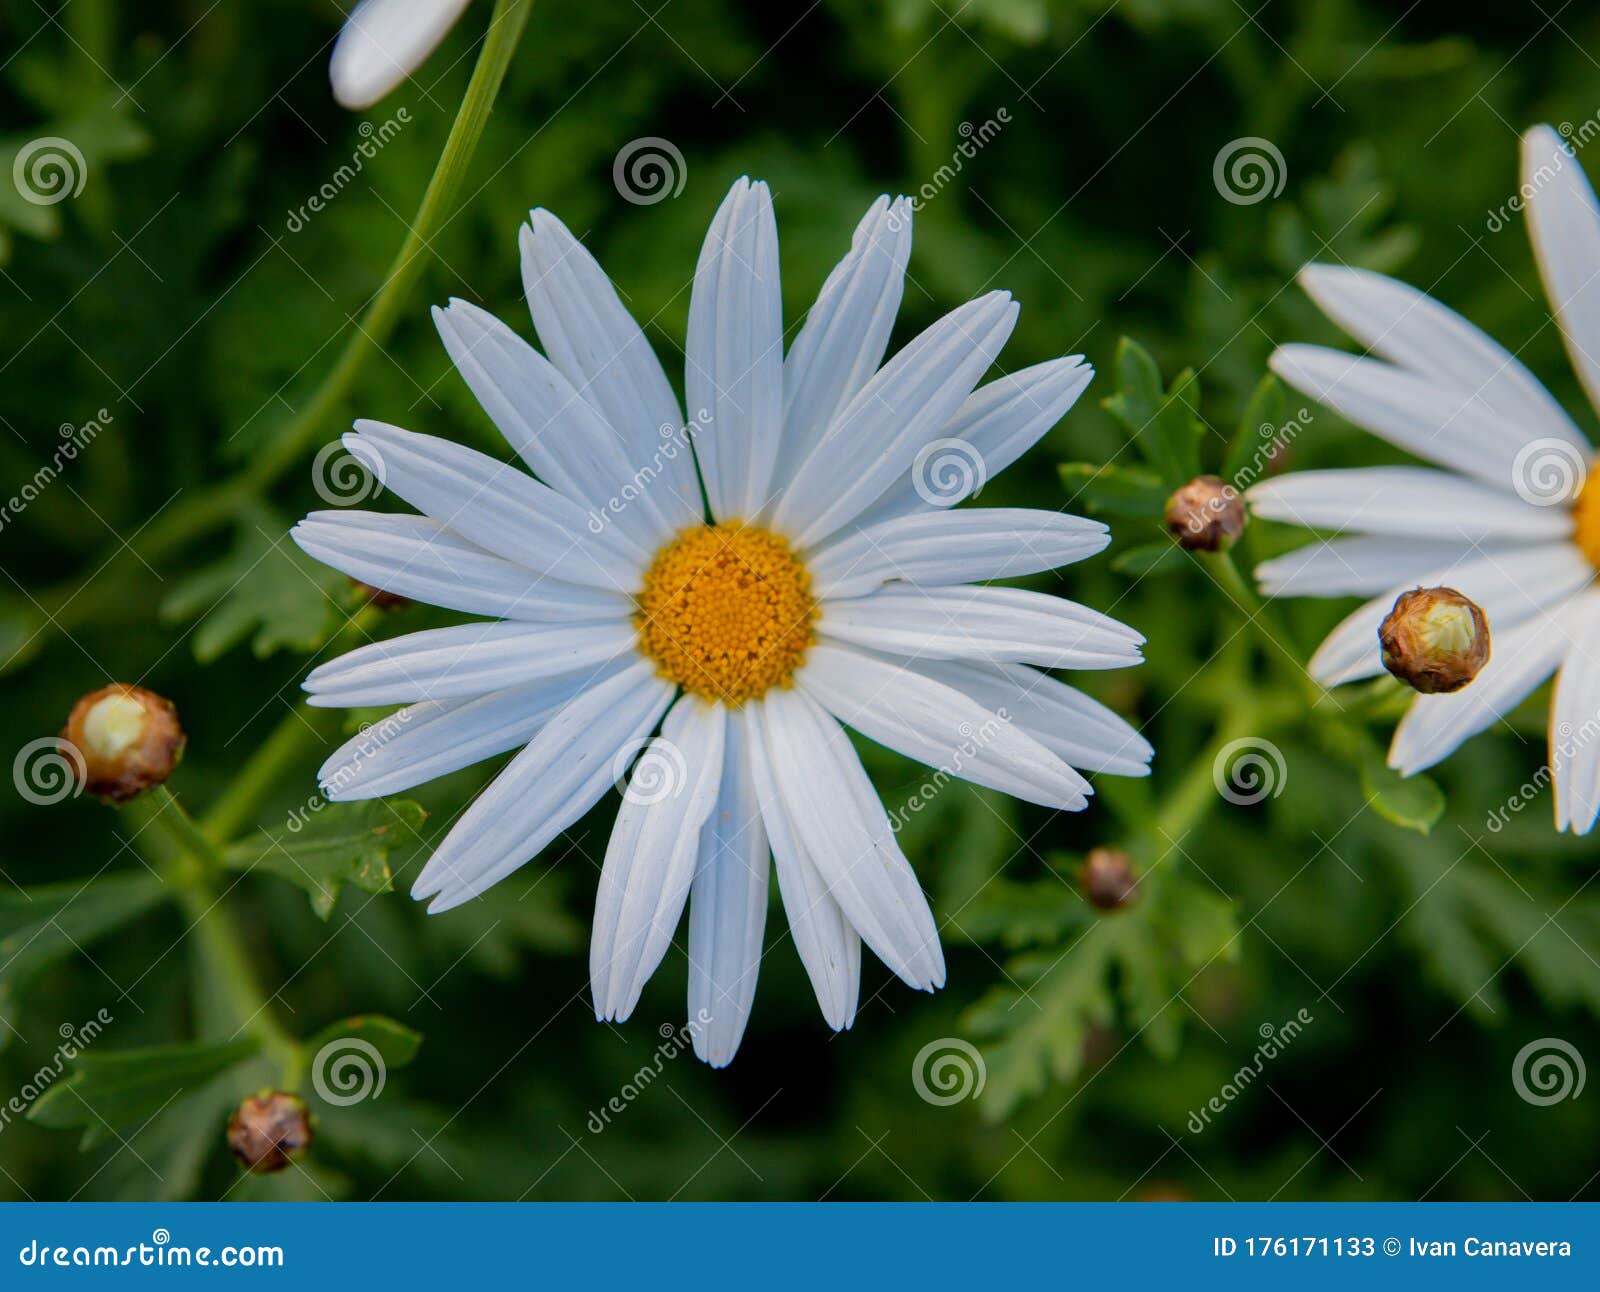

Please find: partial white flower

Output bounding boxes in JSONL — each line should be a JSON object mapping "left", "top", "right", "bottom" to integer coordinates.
{"left": 294, "top": 179, "right": 1151, "bottom": 1064}
{"left": 330, "top": 0, "right": 475, "bottom": 110}
{"left": 1251, "top": 124, "right": 1600, "bottom": 833}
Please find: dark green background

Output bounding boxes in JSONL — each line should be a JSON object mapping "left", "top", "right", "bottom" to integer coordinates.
{"left": 1, "top": 0, "right": 1597, "bottom": 1200}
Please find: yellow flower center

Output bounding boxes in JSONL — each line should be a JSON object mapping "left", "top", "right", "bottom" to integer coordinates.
{"left": 1575, "top": 469, "right": 1600, "bottom": 571}
{"left": 634, "top": 522, "right": 817, "bottom": 706}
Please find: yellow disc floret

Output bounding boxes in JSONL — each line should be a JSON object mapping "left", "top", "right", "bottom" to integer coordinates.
{"left": 1575, "top": 468, "right": 1600, "bottom": 572}
{"left": 635, "top": 522, "right": 817, "bottom": 705}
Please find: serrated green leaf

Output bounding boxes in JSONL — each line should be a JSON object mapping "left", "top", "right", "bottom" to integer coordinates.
{"left": 1102, "top": 338, "right": 1206, "bottom": 485}
{"left": 1360, "top": 755, "right": 1445, "bottom": 834}
{"left": 160, "top": 504, "right": 343, "bottom": 664}
{"left": 1058, "top": 462, "right": 1168, "bottom": 517}
{"left": 222, "top": 800, "right": 425, "bottom": 919}
{"left": 1222, "top": 374, "right": 1287, "bottom": 484}
{"left": 29, "top": 1037, "right": 260, "bottom": 1148}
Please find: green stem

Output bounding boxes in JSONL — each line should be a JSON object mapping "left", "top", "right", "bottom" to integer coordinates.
{"left": 140, "top": 789, "right": 301, "bottom": 1073}
{"left": 1201, "top": 547, "right": 1322, "bottom": 704}
{"left": 26, "top": 0, "right": 535, "bottom": 653}
{"left": 202, "top": 607, "right": 381, "bottom": 842}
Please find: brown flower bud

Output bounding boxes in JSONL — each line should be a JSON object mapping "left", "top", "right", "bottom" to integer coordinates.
{"left": 228, "top": 1091, "right": 312, "bottom": 1174}
{"left": 60, "top": 684, "right": 185, "bottom": 803}
{"left": 1080, "top": 847, "right": 1139, "bottom": 912}
{"left": 1164, "top": 475, "right": 1246, "bottom": 551}
{"left": 1379, "top": 587, "right": 1490, "bottom": 694}
{"left": 350, "top": 579, "right": 410, "bottom": 611}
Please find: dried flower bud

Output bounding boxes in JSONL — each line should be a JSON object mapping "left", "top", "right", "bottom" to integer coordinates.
{"left": 60, "top": 684, "right": 185, "bottom": 803}
{"left": 1165, "top": 475, "right": 1246, "bottom": 551}
{"left": 350, "top": 579, "right": 410, "bottom": 611}
{"left": 1080, "top": 847, "right": 1139, "bottom": 912}
{"left": 1379, "top": 587, "right": 1490, "bottom": 694}
{"left": 228, "top": 1091, "right": 312, "bottom": 1174}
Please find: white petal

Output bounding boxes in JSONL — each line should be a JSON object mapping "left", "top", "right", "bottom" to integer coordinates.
{"left": 1254, "top": 535, "right": 1475, "bottom": 599}
{"left": 686, "top": 717, "right": 769, "bottom": 1065}
{"left": 519, "top": 211, "right": 702, "bottom": 528}
{"left": 898, "top": 656, "right": 1153, "bottom": 778}
{"left": 303, "top": 619, "right": 636, "bottom": 708}
{"left": 1247, "top": 467, "right": 1573, "bottom": 542}
{"left": 318, "top": 673, "right": 610, "bottom": 801}
{"left": 591, "top": 701, "right": 727, "bottom": 1022}
{"left": 1308, "top": 543, "right": 1594, "bottom": 687}
{"left": 798, "top": 643, "right": 1090, "bottom": 809}
{"left": 684, "top": 178, "right": 784, "bottom": 520}
{"left": 330, "top": 0, "right": 474, "bottom": 110}
{"left": 853, "top": 356, "right": 1093, "bottom": 529}
{"left": 778, "top": 196, "right": 912, "bottom": 478}
{"left": 292, "top": 512, "right": 633, "bottom": 622}
{"left": 1389, "top": 610, "right": 1575, "bottom": 776}
{"left": 1523, "top": 125, "right": 1600, "bottom": 419}
{"left": 1269, "top": 346, "right": 1563, "bottom": 494}
{"left": 771, "top": 293, "right": 1019, "bottom": 546}
{"left": 1297, "top": 264, "right": 1588, "bottom": 450}
{"left": 758, "top": 689, "right": 944, "bottom": 991}
{"left": 432, "top": 300, "right": 678, "bottom": 547}
{"left": 745, "top": 704, "right": 859, "bottom": 1031}
{"left": 414, "top": 661, "right": 675, "bottom": 910}
{"left": 807, "top": 509, "right": 1109, "bottom": 600}
{"left": 820, "top": 584, "right": 1145, "bottom": 671}
{"left": 347, "top": 422, "right": 646, "bottom": 592}
{"left": 1552, "top": 595, "right": 1600, "bottom": 833}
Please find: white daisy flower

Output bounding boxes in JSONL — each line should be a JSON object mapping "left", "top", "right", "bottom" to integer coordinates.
{"left": 1251, "top": 124, "right": 1600, "bottom": 833}
{"left": 293, "top": 178, "right": 1152, "bottom": 1064}
{"left": 330, "top": 0, "right": 475, "bottom": 110}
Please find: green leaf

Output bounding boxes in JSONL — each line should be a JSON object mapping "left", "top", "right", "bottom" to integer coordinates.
{"left": 1222, "top": 373, "right": 1287, "bottom": 485}
{"left": 1057, "top": 462, "right": 1168, "bottom": 517}
{"left": 304, "top": 1015, "right": 423, "bottom": 1076}
{"left": 222, "top": 800, "right": 426, "bottom": 919}
{"left": 1360, "top": 755, "right": 1446, "bottom": 835}
{"left": 159, "top": 503, "right": 344, "bottom": 664}
{"left": 1101, "top": 338, "right": 1206, "bottom": 485}
{"left": 29, "top": 1037, "right": 260, "bottom": 1148}
{"left": 0, "top": 875, "right": 170, "bottom": 1039}
{"left": 1111, "top": 542, "right": 1186, "bottom": 577}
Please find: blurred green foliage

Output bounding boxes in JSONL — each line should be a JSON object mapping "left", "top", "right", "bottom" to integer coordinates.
{"left": 0, "top": 0, "right": 1597, "bottom": 1201}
